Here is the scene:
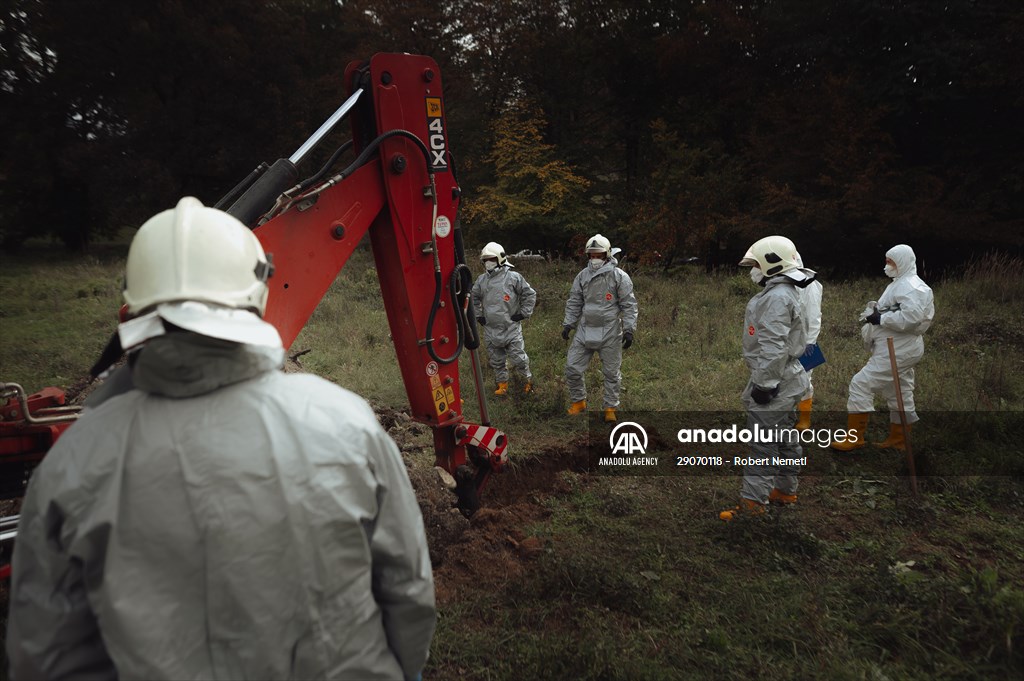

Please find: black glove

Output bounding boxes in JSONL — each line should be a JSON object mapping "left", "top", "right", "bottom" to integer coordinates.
{"left": 561, "top": 326, "right": 572, "bottom": 340}
{"left": 865, "top": 308, "right": 881, "bottom": 325}
{"left": 476, "top": 317, "right": 486, "bottom": 326}
{"left": 622, "top": 331, "right": 634, "bottom": 349}
{"left": 750, "top": 384, "right": 779, "bottom": 405}
{"left": 511, "top": 313, "right": 525, "bottom": 322}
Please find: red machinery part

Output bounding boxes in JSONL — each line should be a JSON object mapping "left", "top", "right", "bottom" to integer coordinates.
{"left": 2, "top": 385, "right": 81, "bottom": 580}
{"left": 1, "top": 385, "right": 80, "bottom": 500}
{"left": 250, "top": 54, "right": 505, "bottom": 506}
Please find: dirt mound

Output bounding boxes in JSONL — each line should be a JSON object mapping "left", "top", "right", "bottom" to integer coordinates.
{"left": 421, "top": 439, "right": 591, "bottom": 605}
{"left": 368, "top": 397, "right": 592, "bottom": 604}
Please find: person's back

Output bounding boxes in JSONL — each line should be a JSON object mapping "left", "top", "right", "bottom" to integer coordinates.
{"left": 793, "top": 262, "right": 823, "bottom": 430}
{"left": 6, "top": 198, "right": 435, "bottom": 681}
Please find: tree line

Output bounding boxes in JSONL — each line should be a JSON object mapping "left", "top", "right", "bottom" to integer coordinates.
{"left": 2, "top": 0, "right": 1021, "bottom": 274}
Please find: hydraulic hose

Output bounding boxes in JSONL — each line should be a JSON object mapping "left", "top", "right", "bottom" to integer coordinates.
{"left": 291, "top": 129, "right": 434, "bottom": 210}
{"left": 424, "top": 261, "right": 474, "bottom": 365}
{"left": 453, "top": 208, "right": 480, "bottom": 351}
{"left": 295, "top": 140, "right": 354, "bottom": 193}
{"left": 289, "top": 126, "right": 467, "bottom": 366}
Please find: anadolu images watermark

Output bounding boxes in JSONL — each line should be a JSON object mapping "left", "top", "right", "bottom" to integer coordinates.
{"left": 587, "top": 410, "right": 1024, "bottom": 477}
{"left": 676, "top": 423, "right": 854, "bottom": 449}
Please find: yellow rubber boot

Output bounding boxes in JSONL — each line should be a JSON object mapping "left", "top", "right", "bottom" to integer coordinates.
{"left": 604, "top": 408, "right": 617, "bottom": 422}
{"left": 567, "top": 400, "right": 587, "bottom": 416}
{"left": 494, "top": 382, "right": 508, "bottom": 396}
{"left": 876, "top": 423, "right": 909, "bottom": 450}
{"left": 523, "top": 382, "right": 533, "bottom": 394}
{"left": 719, "top": 498, "right": 766, "bottom": 521}
{"left": 769, "top": 488, "right": 798, "bottom": 505}
{"left": 831, "top": 413, "right": 869, "bottom": 452}
{"left": 795, "top": 398, "right": 813, "bottom": 431}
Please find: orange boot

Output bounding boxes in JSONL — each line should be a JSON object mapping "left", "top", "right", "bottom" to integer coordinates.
{"left": 567, "top": 400, "right": 587, "bottom": 416}
{"left": 719, "top": 498, "right": 767, "bottom": 521}
{"left": 604, "top": 408, "right": 617, "bottom": 422}
{"left": 831, "top": 413, "right": 869, "bottom": 452}
{"left": 875, "top": 423, "right": 909, "bottom": 450}
{"left": 494, "top": 382, "right": 509, "bottom": 396}
{"left": 795, "top": 398, "right": 813, "bottom": 430}
{"left": 769, "top": 488, "right": 798, "bottom": 505}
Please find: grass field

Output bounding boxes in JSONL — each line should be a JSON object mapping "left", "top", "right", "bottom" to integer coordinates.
{"left": 1, "top": 241, "right": 1022, "bottom": 680}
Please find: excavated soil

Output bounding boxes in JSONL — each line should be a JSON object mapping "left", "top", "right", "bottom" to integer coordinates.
{"left": 375, "top": 400, "right": 591, "bottom": 605}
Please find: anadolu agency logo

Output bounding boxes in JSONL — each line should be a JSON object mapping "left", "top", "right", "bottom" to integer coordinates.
{"left": 598, "top": 421, "right": 660, "bottom": 468}
{"left": 609, "top": 421, "right": 649, "bottom": 455}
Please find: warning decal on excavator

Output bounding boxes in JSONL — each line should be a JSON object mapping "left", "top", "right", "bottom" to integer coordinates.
{"left": 425, "top": 97, "right": 449, "bottom": 172}
{"left": 433, "top": 387, "right": 447, "bottom": 415}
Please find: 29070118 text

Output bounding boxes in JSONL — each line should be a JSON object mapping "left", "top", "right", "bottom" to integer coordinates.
{"left": 676, "top": 456, "right": 724, "bottom": 467}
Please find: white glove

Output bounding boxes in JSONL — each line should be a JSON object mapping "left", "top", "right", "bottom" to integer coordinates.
{"left": 858, "top": 300, "right": 878, "bottom": 323}
{"left": 861, "top": 323, "right": 874, "bottom": 352}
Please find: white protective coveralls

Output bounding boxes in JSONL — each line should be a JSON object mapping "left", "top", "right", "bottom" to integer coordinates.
{"left": 799, "top": 274, "right": 823, "bottom": 400}
{"left": 472, "top": 263, "right": 537, "bottom": 383}
{"left": 6, "top": 332, "right": 436, "bottom": 681}
{"left": 741, "top": 274, "right": 811, "bottom": 503}
{"left": 562, "top": 256, "right": 639, "bottom": 409}
{"left": 849, "top": 244, "right": 934, "bottom": 423}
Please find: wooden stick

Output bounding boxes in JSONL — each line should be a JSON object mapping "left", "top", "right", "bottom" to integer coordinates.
{"left": 886, "top": 336, "right": 918, "bottom": 496}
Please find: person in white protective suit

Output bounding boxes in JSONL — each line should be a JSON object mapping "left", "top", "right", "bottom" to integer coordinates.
{"left": 721, "top": 235, "right": 816, "bottom": 521}
{"left": 831, "top": 244, "right": 934, "bottom": 452}
{"left": 794, "top": 251, "right": 823, "bottom": 430}
{"left": 472, "top": 241, "right": 537, "bottom": 395}
{"left": 6, "top": 197, "right": 436, "bottom": 681}
{"left": 561, "top": 233, "right": 639, "bottom": 423}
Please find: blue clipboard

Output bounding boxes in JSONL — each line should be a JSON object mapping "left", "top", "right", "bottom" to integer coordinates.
{"left": 799, "top": 343, "right": 826, "bottom": 371}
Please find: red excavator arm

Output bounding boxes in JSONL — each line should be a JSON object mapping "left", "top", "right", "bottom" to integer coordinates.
{"left": 225, "top": 53, "right": 507, "bottom": 513}
{"left": 0, "top": 54, "right": 506, "bottom": 578}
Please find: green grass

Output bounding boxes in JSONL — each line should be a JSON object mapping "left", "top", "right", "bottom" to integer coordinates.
{"left": 1, "top": 244, "right": 1022, "bottom": 679}
{"left": 0, "top": 247, "right": 128, "bottom": 389}
{"left": 428, "top": 472, "right": 1023, "bottom": 680}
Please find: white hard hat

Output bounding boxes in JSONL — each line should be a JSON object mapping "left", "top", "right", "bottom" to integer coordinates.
{"left": 121, "top": 197, "right": 280, "bottom": 347}
{"left": 585, "top": 233, "right": 611, "bottom": 255}
{"left": 738, "top": 235, "right": 801, "bottom": 277}
{"left": 480, "top": 241, "right": 507, "bottom": 266}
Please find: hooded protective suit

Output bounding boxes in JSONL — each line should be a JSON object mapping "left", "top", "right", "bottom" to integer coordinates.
{"left": 800, "top": 281, "right": 823, "bottom": 347}
{"left": 562, "top": 256, "right": 639, "bottom": 408}
{"left": 849, "top": 244, "right": 934, "bottom": 423}
{"left": 472, "top": 263, "right": 537, "bottom": 383}
{"left": 6, "top": 333, "right": 436, "bottom": 681}
{"left": 798, "top": 271, "right": 823, "bottom": 400}
{"left": 740, "top": 273, "right": 811, "bottom": 503}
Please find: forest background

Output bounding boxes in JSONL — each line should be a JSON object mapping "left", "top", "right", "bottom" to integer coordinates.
{"left": 2, "top": 0, "right": 1022, "bottom": 274}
